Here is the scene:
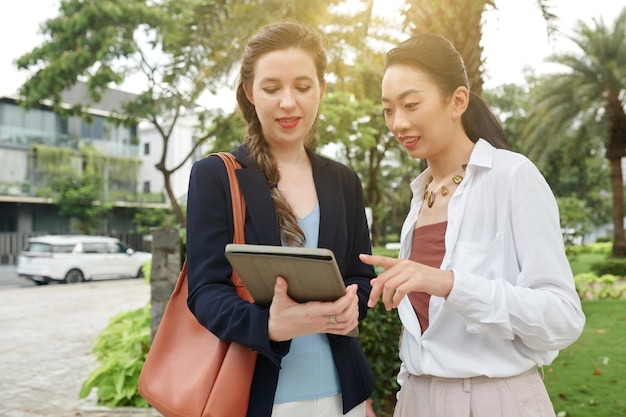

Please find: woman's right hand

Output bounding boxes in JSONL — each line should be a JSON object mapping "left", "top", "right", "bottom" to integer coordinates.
{"left": 359, "top": 253, "right": 454, "bottom": 310}
{"left": 268, "top": 276, "right": 359, "bottom": 341}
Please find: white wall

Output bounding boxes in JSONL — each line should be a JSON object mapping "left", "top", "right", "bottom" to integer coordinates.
{"left": 138, "top": 111, "right": 211, "bottom": 204}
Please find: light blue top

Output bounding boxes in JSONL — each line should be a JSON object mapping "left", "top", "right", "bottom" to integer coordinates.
{"left": 274, "top": 203, "right": 341, "bottom": 404}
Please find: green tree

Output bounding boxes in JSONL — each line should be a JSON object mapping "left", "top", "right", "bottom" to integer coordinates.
{"left": 318, "top": 90, "right": 403, "bottom": 246}
{"left": 535, "top": 128, "right": 612, "bottom": 231}
{"left": 482, "top": 81, "right": 533, "bottom": 151}
{"left": 556, "top": 196, "right": 593, "bottom": 246}
{"left": 15, "top": 0, "right": 340, "bottom": 228}
{"left": 45, "top": 167, "right": 110, "bottom": 234}
{"left": 132, "top": 207, "right": 176, "bottom": 235}
{"left": 522, "top": 9, "right": 626, "bottom": 255}
{"left": 485, "top": 80, "right": 612, "bottom": 232}
{"left": 317, "top": 1, "right": 415, "bottom": 245}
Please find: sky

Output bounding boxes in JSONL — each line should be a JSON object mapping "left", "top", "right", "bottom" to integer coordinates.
{"left": 1, "top": 0, "right": 624, "bottom": 107}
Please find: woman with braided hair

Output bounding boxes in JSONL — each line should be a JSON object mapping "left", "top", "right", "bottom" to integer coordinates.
{"left": 186, "top": 21, "right": 375, "bottom": 417}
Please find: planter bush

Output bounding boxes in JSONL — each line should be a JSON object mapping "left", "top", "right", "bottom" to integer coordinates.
{"left": 79, "top": 305, "right": 151, "bottom": 408}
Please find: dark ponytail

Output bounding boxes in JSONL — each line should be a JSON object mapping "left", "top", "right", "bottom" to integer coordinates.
{"left": 463, "top": 92, "right": 509, "bottom": 150}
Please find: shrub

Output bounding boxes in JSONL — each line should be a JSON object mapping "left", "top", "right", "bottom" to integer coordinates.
{"left": 141, "top": 260, "right": 151, "bottom": 283}
{"left": 79, "top": 305, "right": 151, "bottom": 408}
{"left": 359, "top": 247, "right": 402, "bottom": 417}
{"left": 586, "top": 241, "right": 612, "bottom": 254}
{"left": 574, "top": 272, "right": 626, "bottom": 300}
{"left": 591, "top": 258, "right": 626, "bottom": 276}
{"left": 359, "top": 301, "right": 401, "bottom": 416}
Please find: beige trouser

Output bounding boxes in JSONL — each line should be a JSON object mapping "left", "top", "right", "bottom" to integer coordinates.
{"left": 393, "top": 368, "right": 556, "bottom": 417}
{"left": 272, "top": 395, "right": 365, "bottom": 417}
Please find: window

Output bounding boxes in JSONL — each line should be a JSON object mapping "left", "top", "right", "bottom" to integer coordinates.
{"left": 104, "top": 121, "right": 133, "bottom": 143}
{"left": 27, "top": 243, "right": 52, "bottom": 253}
{"left": 55, "top": 245, "right": 76, "bottom": 254}
{"left": 143, "top": 181, "right": 151, "bottom": 193}
{"left": 108, "top": 242, "right": 127, "bottom": 254}
{"left": 144, "top": 142, "right": 150, "bottom": 155}
{"left": 1, "top": 103, "right": 62, "bottom": 132}
{"left": 81, "top": 115, "right": 104, "bottom": 140}
{"left": 82, "top": 243, "right": 109, "bottom": 254}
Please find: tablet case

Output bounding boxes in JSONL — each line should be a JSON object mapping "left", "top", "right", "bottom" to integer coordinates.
{"left": 224, "top": 243, "right": 358, "bottom": 337}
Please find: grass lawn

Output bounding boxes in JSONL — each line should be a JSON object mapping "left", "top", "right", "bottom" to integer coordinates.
{"left": 568, "top": 252, "right": 607, "bottom": 275}
{"left": 545, "top": 298, "right": 626, "bottom": 417}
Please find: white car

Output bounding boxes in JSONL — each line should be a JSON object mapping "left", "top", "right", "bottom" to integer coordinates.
{"left": 17, "top": 235, "right": 152, "bottom": 285}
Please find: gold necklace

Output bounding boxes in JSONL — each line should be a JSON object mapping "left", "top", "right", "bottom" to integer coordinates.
{"left": 423, "top": 164, "right": 467, "bottom": 208}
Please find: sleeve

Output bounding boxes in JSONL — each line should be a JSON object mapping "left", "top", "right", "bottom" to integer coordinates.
{"left": 445, "top": 160, "right": 585, "bottom": 351}
{"left": 185, "top": 156, "right": 288, "bottom": 367}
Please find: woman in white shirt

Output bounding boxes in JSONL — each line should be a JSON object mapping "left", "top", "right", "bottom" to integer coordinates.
{"left": 359, "top": 33, "right": 585, "bottom": 417}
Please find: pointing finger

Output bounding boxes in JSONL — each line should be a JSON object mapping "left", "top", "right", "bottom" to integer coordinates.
{"left": 359, "top": 253, "right": 399, "bottom": 270}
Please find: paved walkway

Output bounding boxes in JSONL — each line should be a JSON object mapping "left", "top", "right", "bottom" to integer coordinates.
{"left": 0, "top": 278, "right": 151, "bottom": 417}
{"left": 0, "top": 265, "right": 26, "bottom": 288}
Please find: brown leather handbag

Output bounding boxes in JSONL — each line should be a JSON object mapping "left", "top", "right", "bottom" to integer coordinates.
{"left": 138, "top": 152, "right": 257, "bottom": 417}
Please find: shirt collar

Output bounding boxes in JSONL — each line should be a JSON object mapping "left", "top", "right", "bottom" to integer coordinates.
{"left": 408, "top": 138, "right": 496, "bottom": 195}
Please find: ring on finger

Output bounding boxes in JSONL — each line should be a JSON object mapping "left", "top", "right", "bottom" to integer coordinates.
{"left": 329, "top": 315, "right": 337, "bottom": 324}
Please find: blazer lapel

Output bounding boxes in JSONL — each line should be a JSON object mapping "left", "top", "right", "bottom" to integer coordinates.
{"left": 231, "top": 146, "right": 341, "bottom": 249}
{"left": 309, "top": 151, "right": 341, "bottom": 250}
{"left": 233, "top": 147, "right": 281, "bottom": 245}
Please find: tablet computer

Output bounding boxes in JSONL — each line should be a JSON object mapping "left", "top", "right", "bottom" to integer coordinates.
{"left": 224, "top": 243, "right": 358, "bottom": 336}
{"left": 225, "top": 243, "right": 346, "bottom": 304}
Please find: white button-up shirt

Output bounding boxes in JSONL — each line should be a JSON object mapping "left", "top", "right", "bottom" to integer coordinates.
{"left": 396, "top": 139, "right": 585, "bottom": 383}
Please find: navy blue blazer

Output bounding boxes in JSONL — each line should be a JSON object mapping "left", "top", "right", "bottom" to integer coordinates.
{"left": 186, "top": 145, "right": 376, "bottom": 417}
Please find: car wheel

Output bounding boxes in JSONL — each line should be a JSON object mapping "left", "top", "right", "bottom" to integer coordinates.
{"left": 64, "top": 269, "right": 84, "bottom": 284}
{"left": 136, "top": 267, "right": 145, "bottom": 279}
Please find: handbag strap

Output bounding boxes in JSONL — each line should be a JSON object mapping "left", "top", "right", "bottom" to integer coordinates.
{"left": 211, "top": 152, "right": 254, "bottom": 302}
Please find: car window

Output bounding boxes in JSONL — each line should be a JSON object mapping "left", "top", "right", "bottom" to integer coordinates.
{"left": 53, "top": 244, "right": 76, "bottom": 253}
{"left": 109, "top": 242, "right": 127, "bottom": 254}
{"left": 27, "top": 243, "right": 52, "bottom": 253}
{"left": 82, "top": 242, "right": 109, "bottom": 254}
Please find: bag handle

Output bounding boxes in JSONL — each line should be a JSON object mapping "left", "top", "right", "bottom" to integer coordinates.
{"left": 211, "top": 152, "right": 253, "bottom": 302}
{"left": 213, "top": 152, "right": 245, "bottom": 245}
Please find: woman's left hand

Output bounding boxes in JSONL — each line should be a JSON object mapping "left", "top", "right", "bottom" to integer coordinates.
{"left": 359, "top": 254, "right": 454, "bottom": 311}
{"left": 268, "top": 276, "right": 360, "bottom": 341}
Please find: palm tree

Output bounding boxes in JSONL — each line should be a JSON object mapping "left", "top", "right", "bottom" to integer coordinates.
{"left": 401, "top": 0, "right": 557, "bottom": 94}
{"left": 522, "top": 9, "right": 626, "bottom": 255}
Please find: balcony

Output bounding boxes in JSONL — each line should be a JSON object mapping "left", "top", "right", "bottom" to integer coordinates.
{"left": 0, "top": 126, "right": 139, "bottom": 158}
{"left": 0, "top": 126, "right": 77, "bottom": 149}
{"left": 84, "top": 138, "right": 139, "bottom": 158}
{"left": 0, "top": 127, "right": 147, "bottom": 204}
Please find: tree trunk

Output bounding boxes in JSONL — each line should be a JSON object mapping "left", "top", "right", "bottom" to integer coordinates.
{"left": 606, "top": 96, "right": 626, "bottom": 257}
{"left": 404, "top": 0, "right": 488, "bottom": 94}
{"left": 160, "top": 169, "right": 185, "bottom": 228}
{"left": 167, "top": 183, "right": 185, "bottom": 227}
{"left": 608, "top": 154, "right": 626, "bottom": 256}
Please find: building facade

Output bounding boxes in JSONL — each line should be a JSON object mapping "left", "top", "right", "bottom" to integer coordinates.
{"left": 0, "top": 83, "right": 169, "bottom": 237}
